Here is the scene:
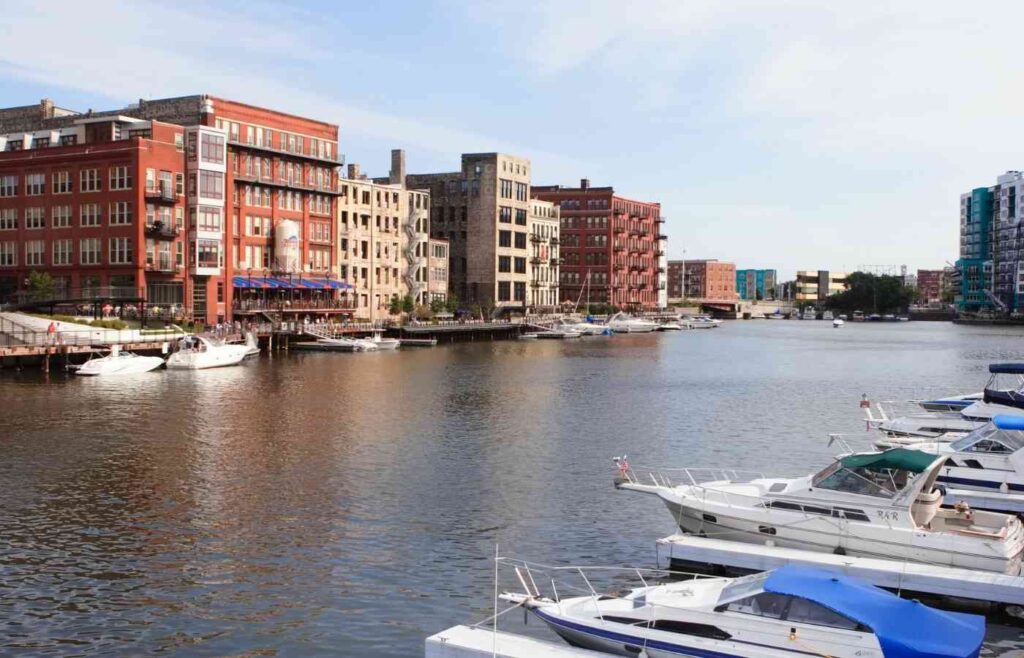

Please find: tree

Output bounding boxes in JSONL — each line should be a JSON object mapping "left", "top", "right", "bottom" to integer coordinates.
{"left": 388, "top": 294, "right": 402, "bottom": 315}
{"left": 401, "top": 294, "right": 415, "bottom": 314}
{"left": 825, "top": 272, "right": 917, "bottom": 314}
{"left": 27, "top": 270, "right": 55, "bottom": 300}
{"left": 430, "top": 297, "right": 447, "bottom": 314}
{"left": 445, "top": 294, "right": 459, "bottom": 313}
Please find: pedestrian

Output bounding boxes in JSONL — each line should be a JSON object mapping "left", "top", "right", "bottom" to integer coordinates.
{"left": 47, "top": 321, "right": 56, "bottom": 345}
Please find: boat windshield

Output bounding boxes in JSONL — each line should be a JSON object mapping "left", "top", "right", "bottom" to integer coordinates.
{"left": 811, "top": 462, "right": 906, "bottom": 498}
{"left": 950, "top": 425, "right": 1024, "bottom": 454}
{"left": 717, "top": 571, "right": 769, "bottom": 604}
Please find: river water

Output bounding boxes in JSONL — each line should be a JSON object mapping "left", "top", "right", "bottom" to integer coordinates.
{"left": 3, "top": 321, "right": 1024, "bottom": 656}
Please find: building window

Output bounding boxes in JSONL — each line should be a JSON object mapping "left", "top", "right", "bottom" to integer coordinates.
{"left": 499, "top": 206, "right": 512, "bottom": 223}
{"left": 80, "top": 168, "right": 101, "bottom": 192}
{"left": 52, "top": 171, "right": 71, "bottom": 194}
{"left": 80, "top": 238, "right": 101, "bottom": 265}
{"left": 514, "top": 232, "right": 527, "bottom": 249}
{"left": 80, "top": 203, "right": 101, "bottom": 227}
{"left": 515, "top": 182, "right": 528, "bottom": 202}
{"left": 109, "top": 165, "right": 132, "bottom": 190}
{"left": 498, "top": 281, "right": 511, "bottom": 301}
{"left": 0, "top": 175, "right": 17, "bottom": 197}
{"left": 25, "top": 240, "right": 44, "bottom": 266}
{"left": 498, "top": 230, "right": 512, "bottom": 248}
{"left": 110, "top": 201, "right": 133, "bottom": 226}
{"left": 25, "top": 173, "right": 45, "bottom": 196}
{"left": 199, "top": 171, "right": 224, "bottom": 199}
{"left": 499, "top": 179, "right": 513, "bottom": 199}
{"left": 514, "top": 281, "right": 526, "bottom": 302}
{"left": 498, "top": 255, "right": 511, "bottom": 273}
{"left": 200, "top": 133, "right": 225, "bottom": 164}
{"left": 25, "top": 207, "right": 44, "bottom": 230}
{"left": 0, "top": 208, "right": 17, "bottom": 230}
{"left": 515, "top": 209, "right": 527, "bottom": 226}
{"left": 197, "top": 239, "right": 221, "bottom": 268}
{"left": 52, "top": 206, "right": 71, "bottom": 228}
{"left": 0, "top": 241, "right": 16, "bottom": 266}
{"left": 514, "top": 257, "right": 526, "bottom": 274}
{"left": 109, "top": 237, "right": 133, "bottom": 265}
{"left": 53, "top": 239, "right": 72, "bottom": 266}
{"left": 175, "top": 172, "right": 184, "bottom": 196}
{"left": 198, "top": 206, "right": 222, "bottom": 232}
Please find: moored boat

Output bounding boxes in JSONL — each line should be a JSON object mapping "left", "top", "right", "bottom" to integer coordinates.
{"left": 70, "top": 345, "right": 164, "bottom": 376}
{"left": 615, "top": 449, "right": 1024, "bottom": 574}
{"left": 502, "top": 563, "right": 984, "bottom": 658}
{"left": 165, "top": 336, "right": 250, "bottom": 369}
{"left": 367, "top": 332, "right": 400, "bottom": 350}
{"left": 606, "top": 312, "right": 658, "bottom": 333}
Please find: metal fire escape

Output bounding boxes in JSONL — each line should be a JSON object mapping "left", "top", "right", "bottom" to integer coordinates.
{"left": 403, "top": 209, "right": 424, "bottom": 302}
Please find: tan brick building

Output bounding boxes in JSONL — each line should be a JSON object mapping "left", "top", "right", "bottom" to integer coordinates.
{"left": 683, "top": 259, "right": 737, "bottom": 299}
{"left": 527, "top": 199, "right": 559, "bottom": 310}
{"left": 427, "top": 237, "right": 448, "bottom": 304}
{"left": 337, "top": 150, "right": 429, "bottom": 321}
{"left": 407, "top": 153, "right": 532, "bottom": 310}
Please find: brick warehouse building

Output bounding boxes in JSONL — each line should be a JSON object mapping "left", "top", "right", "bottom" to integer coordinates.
{"left": 0, "top": 96, "right": 344, "bottom": 325}
{"left": 532, "top": 179, "right": 663, "bottom": 310}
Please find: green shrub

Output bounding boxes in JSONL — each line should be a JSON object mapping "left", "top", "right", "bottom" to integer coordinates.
{"left": 89, "top": 319, "right": 128, "bottom": 330}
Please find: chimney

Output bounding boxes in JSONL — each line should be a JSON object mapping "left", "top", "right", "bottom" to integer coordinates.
{"left": 347, "top": 163, "right": 360, "bottom": 180}
{"left": 40, "top": 98, "right": 54, "bottom": 119}
{"left": 580, "top": 178, "right": 590, "bottom": 190}
{"left": 389, "top": 149, "right": 406, "bottom": 185}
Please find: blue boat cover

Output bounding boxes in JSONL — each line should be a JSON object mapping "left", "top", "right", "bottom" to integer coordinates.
{"left": 993, "top": 415, "right": 1024, "bottom": 431}
{"left": 765, "top": 566, "right": 983, "bottom": 658}
{"left": 989, "top": 363, "right": 1024, "bottom": 374}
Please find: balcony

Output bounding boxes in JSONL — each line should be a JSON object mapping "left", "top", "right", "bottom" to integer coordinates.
{"left": 531, "top": 280, "right": 542, "bottom": 287}
{"left": 530, "top": 234, "right": 543, "bottom": 243}
{"left": 531, "top": 256, "right": 543, "bottom": 265}
{"left": 233, "top": 171, "right": 341, "bottom": 196}
{"left": 549, "top": 236, "right": 559, "bottom": 244}
{"left": 657, "top": 234, "right": 668, "bottom": 241}
{"left": 146, "top": 260, "right": 179, "bottom": 273}
{"left": 144, "top": 182, "right": 176, "bottom": 204}
{"left": 550, "top": 257, "right": 559, "bottom": 266}
{"left": 145, "top": 221, "right": 180, "bottom": 239}
{"left": 228, "top": 138, "right": 343, "bottom": 167}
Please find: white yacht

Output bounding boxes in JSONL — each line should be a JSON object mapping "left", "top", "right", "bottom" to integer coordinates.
{"left": 606, "top": 312, "right": 658, "bottom": 333}
{"left": 833, "top": 318, "right": 845, "bottom": 328}
{"left": 909, "top": 415, "right": 1024, "bottom": 504}
{"left": 685, "top": 315, "right": 722, "bottom": 329}
{"left": 70, "top": 345, "right": 164, "bottom": 376}
{"left": 615, "top": 449, "right": 1024, "bottom": 574}
{"left": 554, "top": 320, "right": 611, "bottom": 336}
{"left": 537, "top": 328, "right": 582, "bottom": 339}
{"left": 502, "top": 564, "right": 983, "bottom": 658}
{"left": 802, "top": 308, "right": 817, "bottom": 320}
{"left": 822, "top": 310, "right": 835, "bottom": 321}
{"left": 657, "top": 320, "right": 683, "bottom": 331}
{"left": 367, "top": 332, "right": 400, "bottom": 350}
{"left": 242, "top": 331, "right": 260, "bottom": 358}
{"left": 165, "top": 336, "right": 250, "bottom": 369}
{"left": 293, "top": 337, "right": 378, "bottom": 352}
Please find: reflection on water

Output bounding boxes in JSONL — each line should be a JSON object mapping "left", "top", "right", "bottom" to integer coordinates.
{"left": 2, "top": 322, "right": 1024, "bottom": 656}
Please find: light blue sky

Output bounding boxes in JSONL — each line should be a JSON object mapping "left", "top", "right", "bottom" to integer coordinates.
{"left": 2, "top": 0, "right": 1023, "bottom": 280}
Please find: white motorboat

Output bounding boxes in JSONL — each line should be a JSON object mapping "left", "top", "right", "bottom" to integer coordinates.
{"left": 165, "top": 336, "right": 250, "bottom": 369}
{"left": 764, "top": 309, "right": 783, "bottom": 319}
{"left": 802, "top": 308, "right": 817, "bottom": 320}
{"left": 70, "top": 345, "right": 164, "bottom": 376}
{"left": 518, "top": 332, "right": 539, "bottom": 340}
{"left": 908, "top": 415, "right": 1024, "bottom": 504}
{"left": 367, "top": 332, "right": 400, "bottom": 350}
{"left": 555, "top": 320, "right": 611, "bottom": 336}
{"left": 615, "top": 449, "right": 1024, "bottom": 574}
{"left": 833, "top": 318, "right": 844, "bottom": 328}
{"left": 684, "top": 315, "right": 722, "bottom": 329}
{"left": 823, "top": 310, "right": 835, "bottom": 321}
{"left": 868, "top": 363, "right": 1024, "bottom": 447}
{"left": 502, "top": 563, "right": 983, "bottom": 658}
{"left": 657, "top": 320, "right": 682, "bottom": 331}
{"left": 606, "top": 312, "right": 658, "bottom": 333}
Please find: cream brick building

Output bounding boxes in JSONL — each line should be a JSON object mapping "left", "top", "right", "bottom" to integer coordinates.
{"left": 427, "top": 238, "right": 449, "bottom": 304}
{"left": 528, "top": 199, "right": 559, "bottom": 310}
{"left": 337, "top": 150, "right": 429, "bottom": 321}
{"left": 407, "top": 153, "right": 532, "bottom": 311}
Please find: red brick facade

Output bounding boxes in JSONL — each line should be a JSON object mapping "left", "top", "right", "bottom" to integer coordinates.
{"left": 532, "top": 181, "right": 662, "bottom": 310}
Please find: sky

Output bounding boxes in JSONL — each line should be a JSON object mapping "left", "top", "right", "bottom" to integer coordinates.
{"left": 1, "top": 0, "right": 1023, "bottom": 280}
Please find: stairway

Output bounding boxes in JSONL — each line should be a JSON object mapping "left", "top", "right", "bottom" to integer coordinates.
{"left": 403, "top": 212, "right": 424, "bottom": 300}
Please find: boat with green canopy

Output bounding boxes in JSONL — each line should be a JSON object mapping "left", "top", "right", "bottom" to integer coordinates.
{"left": 614, "top": 448, "right": 1024, "bottom": 574}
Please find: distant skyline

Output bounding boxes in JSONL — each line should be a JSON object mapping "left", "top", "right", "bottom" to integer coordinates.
{"left": 2, "top": 0, "right": 1022, "bottom": 280}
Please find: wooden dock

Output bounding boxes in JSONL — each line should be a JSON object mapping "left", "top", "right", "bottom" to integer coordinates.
{"left": 426, "top": 625, "right": 606, "bottom": 658}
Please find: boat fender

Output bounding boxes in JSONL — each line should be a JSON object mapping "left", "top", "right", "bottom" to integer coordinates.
{"left": 1001, "top": 482, "right": 1010, "bottom": 494}
{"left": 954, "top": 500, "right": 973, "bottom": 521}
{"left": 833, "top": 546, "right": 846, "bottom": 556}
{"left": 934, "top": 484, "right": 946, "bottom": 497}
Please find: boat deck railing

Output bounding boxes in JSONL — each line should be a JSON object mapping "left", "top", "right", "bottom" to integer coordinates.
{"left": 618, "top": 463, "right": 766, "bottom": 490}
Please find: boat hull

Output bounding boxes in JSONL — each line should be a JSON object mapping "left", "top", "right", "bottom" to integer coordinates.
{"left": 166, "top": 348, "right": 248, "bottom": 369}
{"left": 659, "top": 494, "right": 1024, "bottom": 574}
{"left": 74, "top": 355, "right": 165, "bottom": 376}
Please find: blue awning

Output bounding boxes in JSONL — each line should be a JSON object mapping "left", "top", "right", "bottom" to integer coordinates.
{"left": 989, "top": 363, "right": 1024, "bottom": 374}
{"left": 765, "top": 566, "right": 984, "bottom": 658}
{"left": 233, "top": 276, "right": 268, "bottom": 289}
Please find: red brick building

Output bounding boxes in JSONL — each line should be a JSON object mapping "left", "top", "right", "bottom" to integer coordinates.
{"left": 532, "top": 179, "right": 662, "bottom": 309}
{"left": 916, "top": 269, "right": 945, "bottom": 304}
{"left": 0, "top": 96, "right": 346, "bottom": 324}
{"left": 683, "top": 260, "right": 737, "bottom": 299}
